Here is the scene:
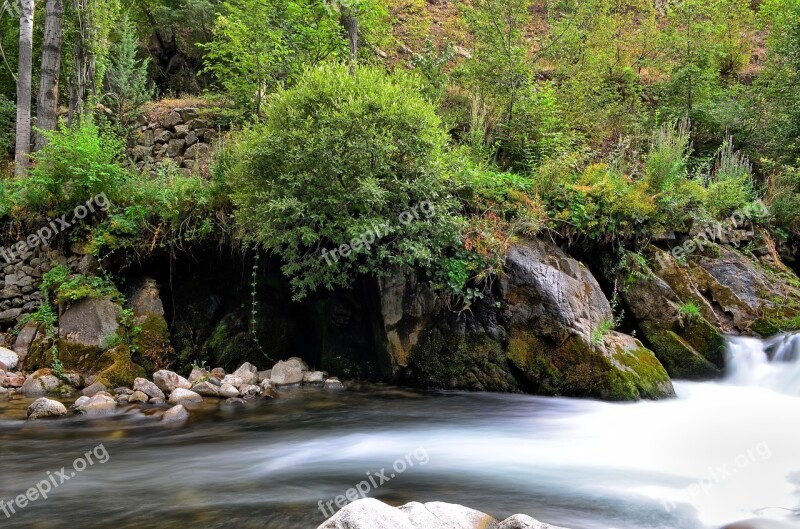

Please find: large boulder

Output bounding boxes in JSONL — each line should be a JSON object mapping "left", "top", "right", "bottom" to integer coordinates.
{"left": 608, "top": 238, "right": 800, "bottom": 379}
{"left": 27, "top": 397, "right": 67, "bottom": 420}
{"left": 12, "top": 321, "right": 40, "bottom": 364}
{"left": 270, "top": 358, "right": 306, "bottom": 386}
{"left": 58, "top": 297, "right": 121, "bottom": 349}
{"left": 317, "top": 499, "right": 571, "bottom": 529}
{"left": 501, "top": 239, "right": 674, "bottom": 400}
{"left": 21, "top": 369, "right": 64, "bottom": 395}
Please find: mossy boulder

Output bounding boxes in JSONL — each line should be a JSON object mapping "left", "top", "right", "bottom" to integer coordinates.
{"left": 614, "top": 239, "right": 800, "bottom": 378}
{"left": 500, "top": 239, "right": 674, "bottom": 400}
{"left": 126, "top": 277, "right": 175, "bottom": 371}
{"left": 95, "top": 345, "right": 146, "bottom": 388}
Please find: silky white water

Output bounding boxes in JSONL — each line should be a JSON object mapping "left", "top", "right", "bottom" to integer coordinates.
{"left": 0, "top": 334, "right": 798, "bottom": 529}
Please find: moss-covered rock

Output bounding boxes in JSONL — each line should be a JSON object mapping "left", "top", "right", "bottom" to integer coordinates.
{"left": 95, "top": 345, "right": 146, "bottom": 388}
{"left": 132, "top": 313, "right": 174, "bottom": 372}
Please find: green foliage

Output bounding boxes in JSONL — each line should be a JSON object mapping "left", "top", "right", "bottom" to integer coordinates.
{"left": 200, "top": 0, "right": 346, "bottom": 117}
{"left": 40, "top": 265, "right": 123, "bottom": 305}
{"left": 0, "top": 94, "right": 15, "bottom": 155}
{"left": 678, "top": 300, "right": 702, "bottom": 319}
{"left": 705, "top": 136, "right": 755, "bottom": 217}
{"left": 226, "top": 64, "right": 462, "bottom": 299}
{"left": 104, "top": 13, "right": 154, "bottom": 127}
{"left": 591, "top": 319, "right": 615, "bottom": 346}
{"left": 19, "top": 120, "right": 129, "bottom": 217}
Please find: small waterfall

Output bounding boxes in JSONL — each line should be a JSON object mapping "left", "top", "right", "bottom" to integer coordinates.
{"left": 725, "top": 332, "right": 800, "bottom": 395}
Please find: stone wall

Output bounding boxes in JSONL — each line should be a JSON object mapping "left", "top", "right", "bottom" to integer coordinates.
{"left": 0, "top": 247, "right": 58, "bottom": 325}
{"left": 129, "top": 106, "right": 227, "bottom": 176}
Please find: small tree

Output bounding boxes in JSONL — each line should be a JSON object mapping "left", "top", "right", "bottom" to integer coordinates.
{"left": 104, "top": 12, "right": 153, "bottom": 127}
{"left": 226, "top": 64, "right": 460, "bottom": 298}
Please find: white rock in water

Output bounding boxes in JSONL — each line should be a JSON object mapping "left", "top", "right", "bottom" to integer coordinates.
{"left": 153, "top": 370, "right": 191, "bottom": 393}
{"left": 27, "top": 398, "right": 67, "bottom": 420}
{"left": 162, "top": 405, "right": 190, "bottom": 426}
{"left": 303, "top": 371, "right": 326, "bottom": 385}
{"left": 75, "top": 393, "right": 117, "bottom": 416}
{"left": 324, "top": 377, "right": 344, "bottom": 390}
{"left": 317, "top": 499, "right": 571, "bottom": 529}
{"left": 317, "top": 498, "right": 415, "bottom": 529}
{"left": 168, "top": 388, "right": 203, "bottom": 407}
{"left": 0, "top": 347, "right": 18, "bottom": 370}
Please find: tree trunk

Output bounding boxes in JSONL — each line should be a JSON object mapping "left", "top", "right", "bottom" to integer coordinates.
{"left": 15, "top": 0, "right": 34, "bottom": 176}
{"left": 35, "top": 0, "right": 64, "bottom": 151}
{"left": 340, "top": 7, "right": 358, "bottom": 73}
{"left": 68, "top": 0, "right": 94, "bottom": 125}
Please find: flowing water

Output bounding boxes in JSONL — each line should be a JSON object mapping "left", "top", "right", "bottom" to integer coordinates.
{"left": 1, "top": 334, "right": 799, "bottom": 529}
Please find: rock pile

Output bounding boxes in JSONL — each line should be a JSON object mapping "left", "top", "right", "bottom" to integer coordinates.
{"left": 130, "top": 107, "right": 225, "bottom": 176}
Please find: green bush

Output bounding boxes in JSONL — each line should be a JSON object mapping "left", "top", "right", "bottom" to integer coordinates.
{"left": 19, "top": 120, "right": 130, "bottom": 217}
{"left": 705, "top": 137, "right": 755, "bottom": 218}
{"left": 226, "top": 64, "right": 463, "bottom": 298}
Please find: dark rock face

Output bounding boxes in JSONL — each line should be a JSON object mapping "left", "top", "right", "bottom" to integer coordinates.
{"left": 371, "top": 239, "right": 674, "bottom": 400}
{"left": 602, "top": 237, "right": 800, "bottom": 379}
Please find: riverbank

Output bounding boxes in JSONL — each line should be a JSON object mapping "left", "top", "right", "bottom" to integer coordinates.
{"left": 0, "top": 341, "right": 798, "bottom": 529}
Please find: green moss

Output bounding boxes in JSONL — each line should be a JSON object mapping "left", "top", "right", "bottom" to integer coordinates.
{"left": 644, "top": 325, "right": 721, "bottom": 379}
{"left": 95, "top": 345, "right": 146, "bottom": 388}
{"left": 681, "top": 316, "right": 725, "bottom": 367}
{"left": 131, "top": 314, "right": 175, "bottom": 371}
{"left": 406, "top": 328, "right": 517, "bottom": 392}
{"left": 507, "top": 325, "right": 673, "bottom": 401}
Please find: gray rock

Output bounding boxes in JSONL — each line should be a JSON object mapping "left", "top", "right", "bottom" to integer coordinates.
{"left": 133, "top": 377, "right": 166, "bottom": 400}
{"left": 191, "top": 381, "right": 220, "bottom": 397}
{"left": 168, "top": 388, "right": 203, "bottom": 407}
{"left": 238, "top": 384, "right": 262, "bottom": 397}
{"left": 27, "top": 398, "right": 67, "bottom": 420}
{"left": 401, "top": 501, "right": 496, "bottom": 528}
{"left": 270, "top": 360, "right": 305, "bottom": 386}
{"left": 221, "top": 374, "right": 244, "bottom": 387}
{"left": 0, "top": 308, "right": 22, "bottom": 323}
{"left": 21, "top": 370, "right": 61, "bottom": 395}
{"left": 317, "top": 499, "right": 416, "bottom": 529}
{"left": 233, "top": 362, "right": 258, "bottom": 385}
{"left": 75, "top": 393, "right": 117, "bottom": 416}
{"left": 184, "top": 131, "right": 199, "bottom": 146}
{"left": 162, "top": 405, "right": 189, "bottom": 426}
{"left": 153, "top": 370, "right": 191, "bottom": 394}
{"left": 184, "top": 142, "right": 210, "bottom": 160}
{"left": 303, "top": 371, "right": 326, "bottom": 385}
{"left": 12, "top": 321, "right": 38, "bottom": 363}
{"left": 219, "top": 383, "right": 239, "bottom": 398}
{"left": 166, "top": 138, "right": 186, "bottom": 157}
{"left": 129, "top": 391, "right": 149, "bottom": 403}
{"left": 257, "top": 369, "right": 271, "bottom": 382}
{"left": 58, "top": 297, "right": 121, "bottom": 349}
{"left": 81, "top": 381, "right": 108, "bottom": 397}
{"left": 324, "top": 377, "right": 344, "bottom": 390}
{"left": 188, "top": 367, "right": 208, "bottom": 384}
{"left": 162, "top": 111, "right": 183, "bottom": 129}
{"left": 71, "top": 396, "right": 90, "bottom": 409}
{"left": 0, "top": 347, "right": 18, "bottom": 370}
{"left": 210, "top": 367, "right": 225, "bottom": 380}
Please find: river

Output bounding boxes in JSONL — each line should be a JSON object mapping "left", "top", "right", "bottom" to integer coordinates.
{"left": 0, "top": 334, "right": 798, "bottom": 529}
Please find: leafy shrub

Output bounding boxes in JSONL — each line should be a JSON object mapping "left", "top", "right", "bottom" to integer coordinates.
{"left": 226, "top": 64, "right": 462, "bottom": 298}
{"left": 18, "top": 120, "right": 130, "bottom": 218}
{"left": 705, "top": 137, "right": 755, "bottom": 218}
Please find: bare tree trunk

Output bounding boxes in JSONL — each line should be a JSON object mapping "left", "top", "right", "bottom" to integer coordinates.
{"left": 69, "top": 0, "right": 94, "bottom": 125}
{"left": 340, "top": 7, "right": 358, "bottom": 74}
{"left": 35, "top": 0, "right": 64, "bottom": 151}
{"left": 15, "top": 0, "right": 34, "bottom": 176}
